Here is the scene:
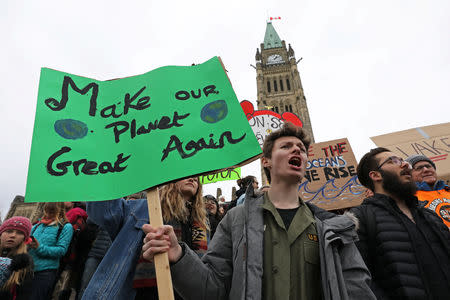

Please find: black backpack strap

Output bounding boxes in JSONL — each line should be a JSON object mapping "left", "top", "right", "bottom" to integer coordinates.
{"left": 31, "top": 223, "right": 64, "bottom": 246}
{"left": 31, "top": 223, "right": 64, "bottom": 238}
{"left": 31, "top": 223, "right": 41, "bottom": 236}
{"left": 55, "top": 223, "right": 64, "bottom": 241}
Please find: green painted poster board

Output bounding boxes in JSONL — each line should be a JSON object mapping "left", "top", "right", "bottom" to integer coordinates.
{"left": 26, "top": 57, "right": 261, "bottom": 202}
{"left": 200, "top": 167, "right": 241, "bottom": 184}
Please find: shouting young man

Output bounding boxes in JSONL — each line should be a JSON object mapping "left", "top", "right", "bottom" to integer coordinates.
{"left": 142, "top": 123, "right": 375, "bottom": 300}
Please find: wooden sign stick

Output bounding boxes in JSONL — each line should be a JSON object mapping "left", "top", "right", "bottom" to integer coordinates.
{"left": 147, "top": 188, "right": 175, "bottom": 300}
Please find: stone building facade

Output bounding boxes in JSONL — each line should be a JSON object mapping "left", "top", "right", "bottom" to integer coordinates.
{"left": 5, "top": 195, "right": 45, "bottom": 223}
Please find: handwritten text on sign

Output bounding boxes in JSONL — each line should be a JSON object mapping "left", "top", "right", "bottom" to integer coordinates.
{"left": 26, "top": 57, "right": 261, "bottom": 203}
{"left": 240, "top": 100, "right": 303, "bottom": 148}
{"left": 299, "top": 138, "right": 365, "bottom": 211}
{"left": 372, "top": 127, "right": 450, "bottom": 184}
{"left": 391, "top": 135, "right": 450, "bottom": 163}
{"left": 200, "top": 168, "right": 241, "bottom": 184}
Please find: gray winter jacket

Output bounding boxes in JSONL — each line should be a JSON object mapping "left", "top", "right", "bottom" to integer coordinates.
{"left": 171, "top": 188, "right": 375, "bottom": 300}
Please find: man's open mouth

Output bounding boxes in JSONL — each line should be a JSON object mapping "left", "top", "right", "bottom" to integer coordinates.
{"left": 289, "top": 157, "right": 301, "bottom": 167}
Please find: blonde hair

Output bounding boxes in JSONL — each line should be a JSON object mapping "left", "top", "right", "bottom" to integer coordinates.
{"left": 0, "top": 239, "right": 32, "bottom": 291}
{"left": 159, "top": 180, "right": 207, "bottom": 229}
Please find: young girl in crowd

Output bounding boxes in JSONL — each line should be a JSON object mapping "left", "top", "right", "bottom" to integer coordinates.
{"left": 28, "top": 202, "right": 73, "bottom": 300}
{"left": 0, "top": 216, "right": 34, "bottom": 300}
{"left": 83, "top": 177, "right": 208, "bottom": 300}
{"left": 204, "top": 195, "right": 222, "bottom": 238}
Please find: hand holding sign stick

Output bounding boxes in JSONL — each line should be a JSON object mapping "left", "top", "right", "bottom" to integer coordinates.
{"left": 146, "top": 188, "right": 175, "bottom": 300}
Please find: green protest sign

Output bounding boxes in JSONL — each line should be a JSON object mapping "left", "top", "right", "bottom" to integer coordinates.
{"left": 199, "top": 167, "right": 241, "bottom": 184}
{"left": 25, "top": 57, "right": 261, "bottom": 202}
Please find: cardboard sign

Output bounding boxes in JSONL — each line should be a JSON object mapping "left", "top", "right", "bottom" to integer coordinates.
{"left": 299, "top": 138, "right": 366, "bottom": 210}
{"left": 200, "top": 167, "right": 241, "bottom": 184}
{"left": 371, "top": 122, "right": 450, "bottom": 183}
{"left": 240, "top": 100, "right": 303, "bottom": 148}
{"left": 25, "top": 57, "right": 262, "bottom": 202}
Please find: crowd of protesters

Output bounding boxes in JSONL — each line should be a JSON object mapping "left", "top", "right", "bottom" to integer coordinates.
{"left": 1, "top": 122, "right": 449, "bottom": 299}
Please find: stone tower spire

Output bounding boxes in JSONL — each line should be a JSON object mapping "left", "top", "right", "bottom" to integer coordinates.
{"left": 255, "top": 22, "right": 315, "bottom": 143}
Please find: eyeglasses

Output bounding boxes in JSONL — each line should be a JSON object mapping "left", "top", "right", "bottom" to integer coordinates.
{"left": 413, "top": 163, "right": 434, "bottom": 172}
{"left": 377, "top": 156, "right": 411, "bottom": 169}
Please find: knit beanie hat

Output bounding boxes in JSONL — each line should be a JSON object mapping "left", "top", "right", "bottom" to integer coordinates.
{"left": 0, "top": 217, "right": 32, "bottom": 241}
{"left": 405, "top": 154, "right": 436, "bottom": 170}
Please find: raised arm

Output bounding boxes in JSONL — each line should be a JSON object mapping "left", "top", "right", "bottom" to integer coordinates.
{"left": 86, "top": 198, "right": 127, "bottom": 240}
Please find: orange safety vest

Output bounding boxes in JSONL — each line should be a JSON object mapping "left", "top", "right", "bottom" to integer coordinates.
{"left": 416, "top": 189, "right": 450, "bottom": 228}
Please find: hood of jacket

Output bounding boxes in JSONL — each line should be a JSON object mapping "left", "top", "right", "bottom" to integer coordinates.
{"left": 416, "top": 179, "right": 448, "bottom": 191}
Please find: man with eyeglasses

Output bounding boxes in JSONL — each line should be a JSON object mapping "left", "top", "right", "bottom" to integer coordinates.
{"left": 406, "top": 154, "right": 450, "bottom": 228}
{"left": 351, "top": 147, "right": 450, "bottom": 300}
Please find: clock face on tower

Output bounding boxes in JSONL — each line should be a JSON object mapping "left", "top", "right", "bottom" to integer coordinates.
{"left": 267, "top": 54, "right": 284, "bottom": 64}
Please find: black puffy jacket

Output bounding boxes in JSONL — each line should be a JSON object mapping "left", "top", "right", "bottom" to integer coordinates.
{"left": 351, "top": 193, "right": 450, "bottom": 300}
{"left": 88, "top": 226, "right": 112, "bottom": 259}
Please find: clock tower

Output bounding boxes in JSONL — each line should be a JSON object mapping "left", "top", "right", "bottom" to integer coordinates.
{"left": 255, "top": 22, "right": 315, "bottom": 142}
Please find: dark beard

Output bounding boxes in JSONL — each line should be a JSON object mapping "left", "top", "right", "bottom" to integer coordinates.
{"left": 380, "top": 169, "right": 417, "bottom": 205}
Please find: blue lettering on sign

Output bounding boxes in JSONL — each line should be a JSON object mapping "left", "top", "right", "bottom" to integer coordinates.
{"left": 306, "top": 155, "right": 347, "bottom": 170}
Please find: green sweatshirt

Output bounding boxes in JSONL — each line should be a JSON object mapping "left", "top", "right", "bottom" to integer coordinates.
{"left": 262, "top": 193, "right": 321, "bottom": 300}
